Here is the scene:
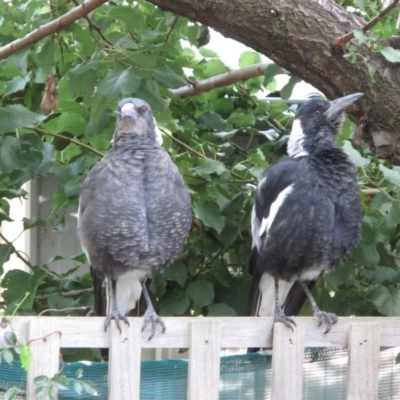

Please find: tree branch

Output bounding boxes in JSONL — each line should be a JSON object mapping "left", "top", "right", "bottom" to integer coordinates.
{"left": 34, "top": 127, "right": 104, "bottom": 157}
{"left": 0, "top": 232, "right": 34, "bottom": 270}
{"left": 0, "top": 0, "right": 108, "bottom": 61}
{"left": 171, "top": 63, "right": 278, "bottom": 98}
{"left": 336, "top": 0, "right": 400, "bottom": 47}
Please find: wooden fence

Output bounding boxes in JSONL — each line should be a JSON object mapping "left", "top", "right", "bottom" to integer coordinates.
{"left": 1, "top": 316, "right": 397, "bottom": 399}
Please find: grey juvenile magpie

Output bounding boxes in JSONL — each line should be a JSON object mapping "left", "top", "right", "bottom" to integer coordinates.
{"left": 247, "top": 93, "right": 363, "bottom": 333}
{"left": 78, "top": 98, "right": 192, "bottom": 339}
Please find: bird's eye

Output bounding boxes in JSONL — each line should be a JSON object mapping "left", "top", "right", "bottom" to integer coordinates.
{"left": 313, "top": 110, "right": 320, "bottom": 117}
{"left": 139, "top": 106, "right": 147, "bottom": 114}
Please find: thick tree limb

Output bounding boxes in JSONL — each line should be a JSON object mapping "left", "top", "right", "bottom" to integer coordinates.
{"left": 148, "top": 0, "right": 400, "bottom": 163}
{"left": 0, "top": 0, "right": 108, "bottom": 61}
{"left": 171, "top": 62, "right": 277, "bottom": 98}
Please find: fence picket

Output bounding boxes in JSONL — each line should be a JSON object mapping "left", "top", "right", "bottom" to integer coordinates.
{"left": 347, "top": 322, "right": 381, "bottom": 400}
{"left": 108, "top": 319, "right": 142, "bottom": 400}
{"left": 26, "top": 318, "right": 61, "bottom": 400}
{"left": 188, "top": 320, "right": 221, "bottom": 400}
{"left": 271, "top": 322, "right": 305, "bottom": 400}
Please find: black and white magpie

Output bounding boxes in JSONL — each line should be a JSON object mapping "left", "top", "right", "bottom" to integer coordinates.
{"left": 78, "top": 98, "right": 192, "bottom": 339}
{"left": 247, "top": 93, "right": 363, "bottom": 333}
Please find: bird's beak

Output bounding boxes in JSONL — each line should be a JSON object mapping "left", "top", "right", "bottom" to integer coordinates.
{"left": 325, "top": 92, "right": 364, "bottom": 119}
{"left": 120, "top": 103, "right": 138, "bottom": 122}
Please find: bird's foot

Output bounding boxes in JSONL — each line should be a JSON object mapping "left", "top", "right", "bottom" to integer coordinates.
{"left": 315, "top": 310, "right": 338, "bottom": 334}
{"left": 142, "top": 308, "right": 166, "bottom": 340}
{"left": 274, "top": 307, "right": 296, "bottom": 332}
{"left": 104, "top": 311, "right": 130, "bottom": 333}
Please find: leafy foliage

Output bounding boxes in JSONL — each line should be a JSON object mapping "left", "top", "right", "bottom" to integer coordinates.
{"left": 0, "top": 0, "right": 400, "bottom": 367}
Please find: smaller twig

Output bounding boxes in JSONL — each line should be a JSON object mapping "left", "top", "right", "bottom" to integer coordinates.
{"left": 34, "top": 127, "right": 104, "bottom": 156}
{"left": 38, "top": 306, "right": 87, "bottom": 317}
{"left": 71, "top": 0, "right": 114, "bottom": 46}
{"left": 35, "top": 288, "right": 93, "bottom": 301}
{"left": 165, "top": 17, "right": 178, "bottom": 43}
{"left": 336, "top": 0, "right": 400, "bottom": 47}
{"left": 0, "top": 232, "right": 34, "bottom": 270}
{"left": 171, "top": 63, "right": 278, "bottom": 98}
{"left": 27, "top": 330, "right": 62, "bottom": 345}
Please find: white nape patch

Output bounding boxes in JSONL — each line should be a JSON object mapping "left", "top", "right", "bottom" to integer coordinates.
{"left": 153, "top": 117, "right": 163, "bottom": 145}
{"left": 121, "top": 103, "right": 134, "bottom": 113}
{"left": 258, "top": 272, "right": 295, "bottom": 317}
{"left": 107, "top": 270, "right": 147, "bottom": 316}
{"left": 288, "top": 119, "right": 309, "bottom": 158}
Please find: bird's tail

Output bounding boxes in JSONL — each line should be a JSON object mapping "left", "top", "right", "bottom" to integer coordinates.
{"left": 91, "top": 267, "right": 106, "bottom": 317}
{"left": 284, "top": 280, "right": 316, "bottom": 317}
{"left": 258, "top": 273, "right": 295, "bottom": 317}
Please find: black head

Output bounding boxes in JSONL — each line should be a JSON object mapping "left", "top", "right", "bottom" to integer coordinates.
{"left": 113, "top": 98, "right": 162, "bottom": 145}
{"left": 288, "top": 93, "right": 363, "bottom": 157}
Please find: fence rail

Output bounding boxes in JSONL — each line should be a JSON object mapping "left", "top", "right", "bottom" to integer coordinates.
{"left": 1, "top": 316, "right": 397, "bottom": 399}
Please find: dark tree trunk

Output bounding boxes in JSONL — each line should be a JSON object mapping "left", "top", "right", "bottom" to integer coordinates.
{"left": 148, "top": 0, "right": 400, "bottom": 162}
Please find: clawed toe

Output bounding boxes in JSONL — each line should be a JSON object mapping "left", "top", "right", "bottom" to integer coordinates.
{"left": 142, "top": 308, "right": 166, "bottom": 340}
{"left": 104, "top": 311, "right": 130, "bottom": 333}
{"left": 274, "top": 307, "right": 296, "bottom": 331}
{"left": 316, "top": 311, "right": 338, "bottom": 333}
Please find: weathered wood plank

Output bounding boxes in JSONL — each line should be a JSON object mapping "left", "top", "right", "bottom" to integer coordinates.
{"left": 26, "top": 318, "right": 61, "bottom": 400}
{"left": 188, "top": 320, "right": 221, "bottom": 400}
{"left": 271, "top": 322, "right": 305, "bottom": 400}
{"left": 347, "top": 322, "right": 381, "bottom": 400}
{"left": 108, "top": 319, "right": 141, "bottom": 400}
{"left": 1, "top": 316, "right": 400, "bottom": 349}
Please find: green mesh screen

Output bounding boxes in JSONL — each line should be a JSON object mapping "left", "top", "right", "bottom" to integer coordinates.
{"left": 1, "top": 348, "right": 400, "bottom": 399}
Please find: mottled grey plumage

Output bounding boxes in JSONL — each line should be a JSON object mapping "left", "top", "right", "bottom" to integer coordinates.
{"left": 78, "top": 98, "right": 192, "bottom": 338}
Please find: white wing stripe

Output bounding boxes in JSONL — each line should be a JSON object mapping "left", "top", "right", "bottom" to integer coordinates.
{"left": 266, "top": 184, "right": 294, "bottom": 233}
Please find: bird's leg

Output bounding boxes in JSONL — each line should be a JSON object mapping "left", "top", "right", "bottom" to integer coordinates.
{"left": 104, "top": 279, "right": 130, "bottom": 333}
{"left": 273, "top": 277, "right": 296, "bottom": 331}
{"left": 141, "top": 282, "right": 166, "bottom": 340}
{"left": 299, "top": 282, "right": 338, "bottom": 333}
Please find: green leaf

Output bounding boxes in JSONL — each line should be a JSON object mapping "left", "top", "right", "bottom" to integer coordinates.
{"left": 50, "top": 375, "right": 69, "bottom": 390}
{"left": 0, "top": 200, "right": 12, "bottom": 223}
{"left": 227, "top": 112, "right": 255, "bottom": 126}
{"left": 2, "top": 349, "right": 13, "bottom": 364}
{"left": 199, "top": 47, "right": 218, "bottom": 58}
{"left": 4, "top": 76, "right": 28, "bottom": 96}
{"left": 187, "top": 280, "right": 214, "bottom": 309}
{"left": 159, "top": 289, "right": 190, "bottom": 316}
{"left": 198, "top": 112, "right": 226, "bottom": 131}
{"left": 380, "top": 46, "right": 400, "bottom": 63}
{"left": 0, "top": 106, "right": 45, "bottom": 134}
{"left": 281, "top": 76, "right": 301, "bottom": 99}
{"left": 97, "top": 69, "right": 141, "bottom": 100}
{"left": 152, "top": 64, "right": 187, "bottom": 88}
{"left": 1, "top": 267, "right": 47, "bottom": 307}
{"left": 193, "top": 201, "right": 226, "bottom": 234}
{"left": 5, "top": 331, "right": 17, "bottom": 345}
{"left": 163, "top": 261, "right": 187, "bottom": 287}
{"left": 108, "top": 6, "right": 145, "bottom": 29}
{"left": 36, "top": 41, "right": 55, "bottom": 74}
{"left": 208, "top": 303, "right": 236, "bottom": 316}
{"left": 4, "top": 387, "right": 20, "bottom": 400}
{"left": 264, "top": 64, "right": 280, "bottom": 86}
{"left": 353, "top": 29, "right": 368, "bottom": 45}
{"left": 74, "top": 380, "right": 83, "bottom": 395}
{"left": 0, "top": 244, "right": 14, "bottom": 274}
{"left": 44, "top": 113, "right": 86, "bottom": 135}
{"left": 194, "top": 159, "right": 226, "bottom": 176}
{"left": 379, "top": 164, "right": 400, "bottom": 186}
{"left": 79, "top": 380, "right": 98, "bottom": 396}
{"left": 369, "top": 285, "right": 400, "bottom": 316}
{"left": 239, "top": 51, "right": 261, "bottom": 68}
{"left": 34, "top": 375, "right": 50, "bottom": 386}
{"left": 20, "top": 345, "right": 33, "bottom": 371}
{"left": 343, "top": 141, "right": 370, "bottom": 168}
{"left": 352, "top": 242, "right": 379, "bottom": 268}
